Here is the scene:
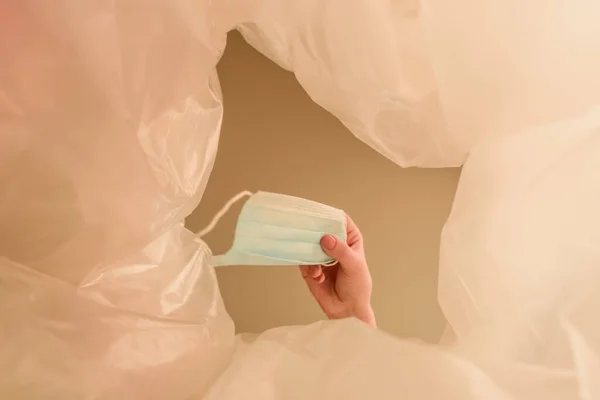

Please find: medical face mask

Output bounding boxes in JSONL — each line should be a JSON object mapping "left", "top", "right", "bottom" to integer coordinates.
{"left": 195, "top": 191, "right": 347, "bottom": 267}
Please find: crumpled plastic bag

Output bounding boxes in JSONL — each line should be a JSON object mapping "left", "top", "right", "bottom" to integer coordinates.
{"left": 239, "top": 0, "right": 600, "bottom": 167}
{"left": 2, "top": 0, "right": 600, "bottom": 398}
{"left": 0, "top": 0, "right": 246, "bottom": 397}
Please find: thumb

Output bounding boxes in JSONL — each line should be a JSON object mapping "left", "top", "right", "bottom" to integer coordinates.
{"left": 321, "top": 234, "right": 358, "bottom": 268}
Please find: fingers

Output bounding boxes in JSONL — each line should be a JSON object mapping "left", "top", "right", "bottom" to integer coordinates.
{"left": 308, "top": 265, "right": 322, "bottom": 279}
{"left": 345, "top": 214, "right": 363, "bottom": 248}
{"left": 321, "top": 234, "right": 359, "bottom": 268}
{"left": 346, "top": 214, "right": 359, "bottom": 235}
{"left": 316, "top": 272, "right": 325, "bottom": 283}
{"left": 300, "top": 265, "right": 325, "bottom": 283}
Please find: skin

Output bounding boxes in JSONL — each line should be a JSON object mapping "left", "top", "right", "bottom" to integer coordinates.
{"left": 300, "top": 215, "right": 376, "bottom": 328}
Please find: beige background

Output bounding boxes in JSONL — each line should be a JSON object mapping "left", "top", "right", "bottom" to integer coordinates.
{"left": 186, "top": 32, "right": 460, "bottom": 343}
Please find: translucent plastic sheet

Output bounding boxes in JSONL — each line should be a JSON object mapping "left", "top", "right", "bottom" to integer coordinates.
{"left": 240, "top": 0, "right": 600, "bottom": 167}
{"left": 1, "top": 0, "right": 600, "bottom": 399}
{"left": 0, "top": 0, "right": 245, "bottom": 397}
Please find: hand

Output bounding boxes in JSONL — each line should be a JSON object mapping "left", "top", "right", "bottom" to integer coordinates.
{"left": 300, "top": 215, "right": 376, "bottom": 327}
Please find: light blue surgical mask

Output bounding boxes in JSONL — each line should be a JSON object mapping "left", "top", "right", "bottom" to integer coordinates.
{"left": 195, "top": 191, "right": 347, "bottom": 267}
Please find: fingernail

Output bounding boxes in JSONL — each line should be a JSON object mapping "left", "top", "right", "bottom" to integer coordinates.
{"left": 310, "top": 265, "right": 321, "bottom": 278}
{"left": 321, "top": 235, "right": 337, "bottom": 250}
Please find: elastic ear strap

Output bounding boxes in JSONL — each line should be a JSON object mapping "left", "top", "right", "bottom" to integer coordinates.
{"left": 196, "top": 190, "right": 253, "bottom": 238}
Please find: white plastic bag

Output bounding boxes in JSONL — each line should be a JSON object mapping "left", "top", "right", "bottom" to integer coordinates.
{"left": 239, "top": 0, "right": 450, "bottom": 167}
{"left": 0, "top": 0, "right": 246, "bottom": 397}
{"left": 2, "top": 0, "right": 600, "bottom": 398}
{"left": 239, "top": 0, "right": 600, "bottom": 167}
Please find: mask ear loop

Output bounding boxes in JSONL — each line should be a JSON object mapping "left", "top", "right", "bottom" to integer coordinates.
{"left": 196, "top": 190, "right": 253, "bottom": 238}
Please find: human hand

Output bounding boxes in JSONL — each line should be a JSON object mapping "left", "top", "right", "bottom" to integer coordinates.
{"left": 300, "top": 215, "right": 376, "bottom": 327}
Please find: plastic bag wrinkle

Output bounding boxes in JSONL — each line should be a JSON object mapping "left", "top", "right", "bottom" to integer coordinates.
{"left": 0, "top": 0, "right": 240, "bottom": 398}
